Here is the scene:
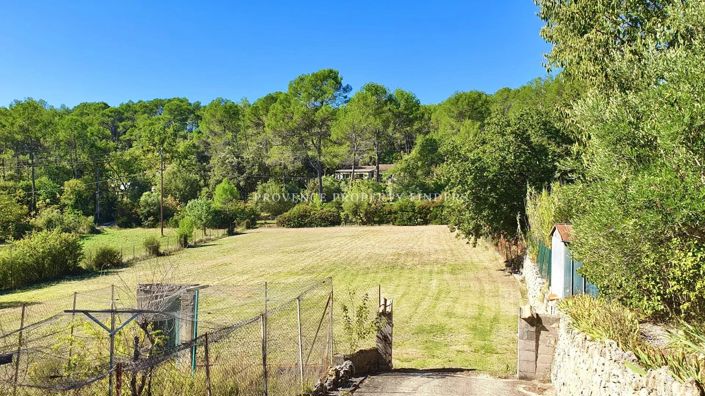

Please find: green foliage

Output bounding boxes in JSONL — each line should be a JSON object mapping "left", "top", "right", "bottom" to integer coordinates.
{"left": 561, "top": 295, "right": 705, "bottom": 387}
{"left": 143, "top": 235, "right": 161, "bottom": 256}
{"left": 138, "top": 191, "right": 177, "bottom": 227}
{"left": 276, "top": 203, "right": 341, "bottom": 228}
{"left": 182, "top": 198, "right": 215, "bottom": 234}
{"left": 212, "top": 201, "right": 259, "bottom": 233}
{"left": 391, "top": 136, "right": 444, "bottom": 194}
{"left": 213, "top": 178, "right": 241, "bottom": 206}
{"left": 252, "top": 180, "right": 295, "bottom": 217}
{"left": 442, "top": 110, "right": 572, "bottom": 242}
{"left": 340, "top": 291, "right": 379, "bottom": 354}
{"left": 163, "top": 164, "right": 202, "bottom": 204}
{"left": 86, "top": 246, "right": 123, "bottom": 271}
{"left": 0, "top": 230, "right": 83, "bottom": 290}
{"left": 304, "top": 176, "right": 342, "bottom": 202}
{"left": 31, "top": 207, "right": 95, "bottom": 234}
{"left": 0, "top": 191, "right": 28, "bottom": 242}
{"left": 341, "top": 180, "right": 387, "bottom": 225}
{"left": 177, "top": 216, "right": 195, "bottom": 247}
{"left": 60, "top": 179, "right": 93, "bottom": 216}
{"left": 391, "top": 198, "right": 445, "bottom": 226}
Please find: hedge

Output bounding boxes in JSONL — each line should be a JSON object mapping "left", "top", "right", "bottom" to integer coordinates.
{"left": 277, "top": 204, "right": 341, "bottom": 228}
{"left": 0, "top": 230, "right": 83, "bottom": 290}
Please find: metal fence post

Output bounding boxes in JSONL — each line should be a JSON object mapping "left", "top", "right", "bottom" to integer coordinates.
{"left": 296, "top": 297, "right": 304, "bottom": 394}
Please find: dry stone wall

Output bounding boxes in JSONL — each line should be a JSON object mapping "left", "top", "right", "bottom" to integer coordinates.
{"left": 551, "top": 316, "right": 701, "bottom": 396}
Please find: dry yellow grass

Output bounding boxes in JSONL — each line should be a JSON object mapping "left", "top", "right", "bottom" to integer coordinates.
{"left": 0, "top": 225, "right": 520, "bottom": 375}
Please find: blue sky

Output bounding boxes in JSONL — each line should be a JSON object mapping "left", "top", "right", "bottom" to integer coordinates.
{"left": 0, "top": 1, "right": 551, "bottom": 107}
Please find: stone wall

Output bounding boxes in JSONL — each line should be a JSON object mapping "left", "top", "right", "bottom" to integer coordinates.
{"left": 551, "top": 316, "right": 702, "bottom": 396}
{"left": 523, "top": 256, "right": 547, "bottom": 314}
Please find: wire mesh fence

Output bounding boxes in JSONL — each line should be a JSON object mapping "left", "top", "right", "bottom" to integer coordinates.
{"left": 0, "top": 278, "right": 334, "bottom": 396}
{"left": 83, "top": 228, "right": 229, "bottom": 267}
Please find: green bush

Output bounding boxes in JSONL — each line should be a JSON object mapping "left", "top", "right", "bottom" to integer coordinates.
{"left": 31, "top": 207, "right": 95, "bottom": 234}
{"left": 86, "top": 246, "right": 123, "bottom": 271}
{"left": 138, "top": 191, "right": 177, "bottom": 227}
{"left": 212, "top": 202, "right": 259, "bottom": 234}
{"left": 177, "top": 216, "right": 195, "bottom": 248}
{"left": 276, "top": 204, "right": 341, "bottom": 228}
{"left": 0, "top": 230, "right": 83, "bottom": 290}
{"left": 341, "top": 180, "right": 387, "bottom": 225}
{"left": 252, "top": 180, "right": 296, "bottom": 217}
{"left": 143, "top": 236, "right": 161, "bottom": 256}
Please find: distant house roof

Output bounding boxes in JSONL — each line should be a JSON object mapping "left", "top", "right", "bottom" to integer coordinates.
{"left": 335, "top": 164, "right": 394, "bottom": 173}
{"left": 551, "top": 224, "right": 573, "bottom": 243}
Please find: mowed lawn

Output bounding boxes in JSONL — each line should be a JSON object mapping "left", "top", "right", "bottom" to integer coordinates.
{"left": 0, "top": 225, "right": 520, "bottom": 375}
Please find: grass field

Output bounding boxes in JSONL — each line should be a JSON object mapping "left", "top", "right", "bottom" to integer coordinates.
{"left": 0, "top": 225, "right": 520, "bottom": 376}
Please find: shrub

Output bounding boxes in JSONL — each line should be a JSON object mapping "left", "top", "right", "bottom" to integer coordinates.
{"left": 138, "top": 191, "right": 177, "bottom": 227}
{"left": 341, "top": 180, "right": 387, "bottom": 225}
{"left": 252, "top": 180, "right": 296, "bottom": 217}
{"left": 86, "top": 246, "right": 123, "bottom": 271}
{"left": 0, "top": 230, "right": 83, "bottom": 290}
{"left": 177, "top": 216, "right": 195, "bottom": 248}
{"left": 213, "top": 202, "right": 259, "bottom": 234}
{"left": 392, "top": 199, "right": 424, "bottom": 226}
{"left": 31, "top": 207, "right": 95, "bottom": 234}
{"left": 276, "top": 204, "right": 341, "bottom": 228}
{"left": 143, "top": 236, "right": 161, "bottom": 256}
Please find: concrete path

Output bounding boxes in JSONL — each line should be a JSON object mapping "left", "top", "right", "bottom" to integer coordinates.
{"left": 353, "top": 370, "right": 553, "bottom": 396}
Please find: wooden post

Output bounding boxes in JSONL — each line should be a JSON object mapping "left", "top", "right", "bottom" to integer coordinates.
{"left": 108, "top": 284, "right": 116, "bottom": 396}
{"left": 204, "top": 333, "right": 212, "bottom": 396}
{"left": 12, "top": 304, "right": 26, "bottom": 396}
{"left": 296, "top": 297, "right": 304, "bottom": 394}
{"left": 115, "top": 363, "right": 123, "bottom": 396}
{"left": 262, "top": 281, "right": 268, "bottom": 396}
{"left": 376, "top": 298, "right": 393, "bottom": 372}
{"left": 261, "top": 313, "right": 268, "bottom": 396}
{"left": 68, "top": 292, "right": 78, "bottom": 368}
{"left": 329, "top": 285, "right": 334, "bottom": 365}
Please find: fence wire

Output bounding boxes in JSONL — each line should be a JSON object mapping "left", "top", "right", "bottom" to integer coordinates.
{"left": 0, "top": 278, "right": 333, "bottom": 396}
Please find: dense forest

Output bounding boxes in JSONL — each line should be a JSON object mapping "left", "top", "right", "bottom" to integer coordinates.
{"left": 0, "top": 69, "right": 575, "bottom": 243}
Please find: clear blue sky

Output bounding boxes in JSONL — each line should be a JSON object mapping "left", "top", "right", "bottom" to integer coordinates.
{"left": 0, "top": 1, "right": 551, "bottom": 107}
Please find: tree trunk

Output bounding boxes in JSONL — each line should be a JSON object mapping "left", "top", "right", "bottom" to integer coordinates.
{"left": 30, "top": 152, "right": 36, "bottom": 215}
{"left": 94, "top": 166, "right": 101, "bottom": 224}
{"left": 374, "top": 136, "right": 381, "bottom": 183}
{"left": 160, "top": 149, "right": 164, "bottom": 237}
{"left": 316, "top": 138, "right": 324, "bottom": 199}
{"left": 351, "top": 140, "right": 357, "bottom": 183}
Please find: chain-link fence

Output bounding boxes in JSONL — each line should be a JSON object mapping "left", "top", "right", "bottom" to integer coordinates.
{"left": 0, "top": 278, "right": 333, "bottom": 396}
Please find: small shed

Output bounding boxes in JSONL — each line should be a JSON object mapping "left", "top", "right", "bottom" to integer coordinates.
{"left": 549, "top": 224, "right": 596, "bottom": 298}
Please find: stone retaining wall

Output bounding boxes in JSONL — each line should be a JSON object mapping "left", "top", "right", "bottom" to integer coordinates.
{"left": 523, "top": 255, "right": 546, "bottom": 312}
{"left": 551, "top": 316, "right": 702, "bottom": 396}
